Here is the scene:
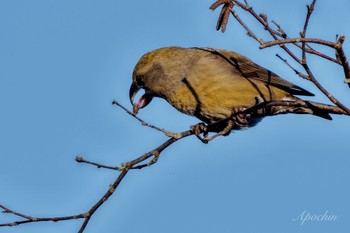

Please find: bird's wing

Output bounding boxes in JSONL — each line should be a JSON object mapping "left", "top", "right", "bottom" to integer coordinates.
{"left": 194, "top": 47, "right": 314, "bottom": 96}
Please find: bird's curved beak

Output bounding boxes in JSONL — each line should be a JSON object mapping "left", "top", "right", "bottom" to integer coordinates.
{"left": 129, "top": 83, "right": 153, "bottom": 114}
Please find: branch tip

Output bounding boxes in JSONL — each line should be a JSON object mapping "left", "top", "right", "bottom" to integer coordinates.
{"left": 75, "top": 156, "right": 83, "bottom": 162}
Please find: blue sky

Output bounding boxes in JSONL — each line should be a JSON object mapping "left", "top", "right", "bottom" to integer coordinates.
{"left": 1, "top": 1, "right": 350, "bottom": 233}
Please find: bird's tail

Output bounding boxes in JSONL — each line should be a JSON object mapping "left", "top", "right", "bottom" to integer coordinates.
{"left": 261, "top": 96, "right": 333, "bottom": 120}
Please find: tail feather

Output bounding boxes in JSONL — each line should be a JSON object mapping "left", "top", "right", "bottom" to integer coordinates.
{"left": 266, "top": 97, "right": 333, "bottom": 120}
{"left": 303, "top": 101, "right": 332, "bottom": 120}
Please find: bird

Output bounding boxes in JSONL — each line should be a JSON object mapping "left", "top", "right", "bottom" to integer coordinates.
{"left": 129, "top": 47, "right": 331, "bottom": 139}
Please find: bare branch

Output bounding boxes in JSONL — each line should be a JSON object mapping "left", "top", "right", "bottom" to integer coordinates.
{"left": 300, "top": 0, "right": 316, "bottom": 63}
{"left": 77, "top": 170, "right": 129, "bottom": 233}
{"left": 112, "top": 100, "right": 182, "bottom": 139}
{"left": 0, "top": 204, "right": 85, "bottom": 227}
{"left": 302, "top": 0, "right": 316, "bottom": 37}
{"left": 230, "top": 10, "right": 264, "bottom": 44}
{"left": 271, "top": 20, "right": 287, "bottom": 38}
{"left": 336, "top": 35, "right": 350, "bottom": 85}
{"left": 275, "top": 54, "right": 311, "bottom": 81}
{"left": 260, "top": 38, "right": 338, "bottom": 49}
{"left": 75, "top": 156, "right": 120, "bottom": 171}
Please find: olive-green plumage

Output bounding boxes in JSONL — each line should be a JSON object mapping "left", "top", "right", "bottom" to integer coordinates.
{"left": 129, "top": 47, "right": 330, "bottom": 129}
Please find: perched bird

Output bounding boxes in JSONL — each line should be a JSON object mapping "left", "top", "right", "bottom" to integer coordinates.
{"left": 129, "top": 47, "right": 330, "bottom": 137}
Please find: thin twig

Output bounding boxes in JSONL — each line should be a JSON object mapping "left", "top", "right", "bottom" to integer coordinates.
{"left": 300, "top": 0, "right": 316, "bottom": 64}
{"left": 112, "top": 100, "right": 182, "bottom": 139}
{"left": 78, "top": 170, "right": 129, "bottom": 233}
{"left": 336, "top": 35, "right": 350, "bottom": 85}
{"left": 230, "top": 10, "right": 264, "bottom": 44}
{"left": 271, "top": 20, "right": 287, "bottom": 38}
{"left": 0, "top": 204, "right": 85, "bottom": 227}
{"left": 75, "top": 156, "right": 120, "bottom": 171}
{"left": 303, "top": 62, "right": 350, "bottom": 114}
{"left": 302, "top": 0, "right": 316, "bottom": 37}
{"left": 260, "top": 38, "right": 338, "bottom": 49}
{"left": 275, "top": 54, "right": 311, "bottom": 80}
{"left": 303, "top": 46, "right": 340, "bottom": 64}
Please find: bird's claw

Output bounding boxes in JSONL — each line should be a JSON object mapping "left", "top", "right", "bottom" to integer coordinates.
{"left": 232, "top": 107, "right": 250, "bottom": 128}
{"left": 191, "top": 123, "right": 210, "bottom": 144}
{"left": 191, "top": 122, "right": 207, "bottom": 135}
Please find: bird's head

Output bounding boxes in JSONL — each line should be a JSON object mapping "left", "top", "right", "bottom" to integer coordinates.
{"left": 129, "top": 47, "right": 186, "bottom": 114}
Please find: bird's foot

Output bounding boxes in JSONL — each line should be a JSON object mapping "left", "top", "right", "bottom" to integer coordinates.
{"left": 202, "top": 119, "right": 235, "bottom": 142}
{"left": 191, "top": 120, "right": 236, "bottom": 143}
{"left": 231, "top": 107, "right": 250, "bottom": 128}
{"left": 190, "top": 123, "right": 209, "bottom": 144}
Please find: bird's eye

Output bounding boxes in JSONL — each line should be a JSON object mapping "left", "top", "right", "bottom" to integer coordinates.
{"left": 136, "top": 75, "right": 145, "bottom": 86}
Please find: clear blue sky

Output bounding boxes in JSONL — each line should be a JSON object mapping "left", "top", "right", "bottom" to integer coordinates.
{"left": 1, "top": 1, "right": 350, "bottom": 233}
